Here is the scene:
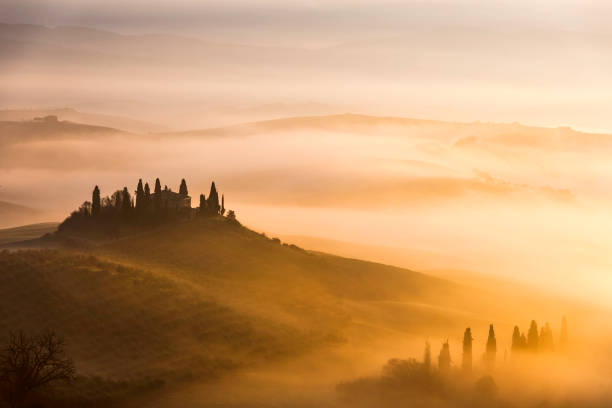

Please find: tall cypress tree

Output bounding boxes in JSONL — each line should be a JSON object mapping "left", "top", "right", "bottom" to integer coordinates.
{"left": 121, "top": 187, "right": 132, "bottom": 215}
{"left": 527, "top": 320, "right": 539, "bottom": 352}
{"left": 179, "top": 178, "right": 188, "bottom": 195}
{"left": 135, "top": 179, "right": 144, "bottom": 211}
{"left": 144, "top": 182, "right": 151, "bottom": 210}
{"left": 92, "top": 185, "right": 101, "bottom": 216}
{"left": 199, "top": 194, "right": 206, "bottom": 215}
{"left": 511, "top": 326, "right": 522, "bottom": 353}
{"left": 438, "top": 341, "right": 451, "bottom": 372}
{"left": 221, "top": 194, "right": 225, "bottom": 215}
{"left": 485, "top": 324, "right": 497, "bottom": 370}
{"left": 207, "top": 182, "right": 220, "bottom": 214}
{"left": 154, "top": 178, "right": 162, "bottom": 211}
{"left": 462, "top": 328, "right": 473, "bottom": 373}
{"left": 423, "top": 341, "right": 431, "bottom": 370}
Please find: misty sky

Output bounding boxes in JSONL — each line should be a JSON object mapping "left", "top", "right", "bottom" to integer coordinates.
{"left": 2, "top": 0, "right": 612, "bottom": 46}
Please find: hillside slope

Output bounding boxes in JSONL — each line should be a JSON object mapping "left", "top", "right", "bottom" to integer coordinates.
{"left": 0, "top": 200, "right": 49, "bottom": 229}
{"left": 0, "top": 119, "right": 125, "bottom": 145}
{"left": 0, "top": 222, "right": 58, "bottom": 245}
{"left": 0, "top": 216, "right": 588, "bottom": 392}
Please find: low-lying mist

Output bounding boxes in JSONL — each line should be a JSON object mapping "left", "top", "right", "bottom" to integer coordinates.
{"left": 2, "top": 116, "right": 611, "bottom": 305}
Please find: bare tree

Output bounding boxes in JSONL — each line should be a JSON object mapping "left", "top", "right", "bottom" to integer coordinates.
{"left": 0, "top": 331, "right": 75, "bottom": 408}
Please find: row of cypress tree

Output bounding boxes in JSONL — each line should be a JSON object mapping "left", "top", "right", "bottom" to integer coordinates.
{"left": 90, "top": 178, "right": 225, "bottom": 217}
{"left": 426, "top": 317, "right": 569, "bottom": 373}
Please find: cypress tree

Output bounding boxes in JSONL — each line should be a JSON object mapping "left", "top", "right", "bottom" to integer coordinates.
{"left": 92, "top": 185, "right": 101, "bottom": 216}
{"left": 199, "top": 194, "right": 206, "bottom": 215}
{"left": 485, "top": 324, "right": 497, "bottom": 370}
{"left": 207, "top": 182, "right": 220, "bottom": 214}
{"left": 438, "top": 341, "right": 451, "bottom": 372}
{"left": 221, "top": 194, "right": 225, "bottom": 215}
{"left": 511, "top": 326, "right": 522, "bottom": 353}
{"left": 144, "top": 183, "right": 151, "bottom": 210}
{"left": 462, "top": 328, "right": 473, "bottom": 373}
{"left": 179, "top": 178, "right": 188, "bottom": 195}
{"left": 154, "top": 178, "right": 162, "bottom": 211}
{"left": 135, "top": 179, "right": 144, "bottom": 211}
{"left": 527, "top": 320, "right": 539, "bottom": 352}
{"left": 423, "top": 341, "right": 431, "bottom": 370}
{"left": 121, "top": 187, "right": 132, "bottom": 215}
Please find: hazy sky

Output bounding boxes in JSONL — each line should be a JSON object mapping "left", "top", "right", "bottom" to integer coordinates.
{"left": 2, "top": 0, "right": 612, "bottom": 46}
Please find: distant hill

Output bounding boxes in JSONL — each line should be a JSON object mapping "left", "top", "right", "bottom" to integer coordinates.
{"left": 0, "top": 117, "right": 126, "bottom": 145}
{"left": 0, "top": 222, "right": 58, "bottom": 245}
{"left": 174, "top": 113, "right": 612, "bottom": 153}
{"left": 0, "top": 200, "right": 49, "bottom": 229}
{"left": 0, "top": 108, "right": 167, "bottom": 134}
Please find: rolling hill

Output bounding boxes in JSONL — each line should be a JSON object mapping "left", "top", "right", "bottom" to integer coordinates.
{"left": 0, "top": 222, "right": 58, "bottom": 245}
{"left": 0, "top": 118, "right": 126, "bottom": 146}
{"left": 0, "top": 215, "right": 597, "bottom": 406}
{"left": 0, "top": 200, "right": 50, "bottom": 229}
{"left": 0, "top": 108, "right": 166, "bottom": 134}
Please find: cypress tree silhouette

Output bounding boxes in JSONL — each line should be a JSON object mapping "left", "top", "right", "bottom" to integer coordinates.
{"left": 144, "top": 182, "right": 151, "bottom": 211}
{"left": 539, "top": 322, "right": 554, "bottom": 352}
{"left": 221, "top": 194, "right": 225, "bottom": 215}
{"left": 462, "top": 328, "right": 473, "bottom": 373}
{"left": 121, "top": 187, "right": 132, "bottom": 215}
{"left": 135, "top": 179, "right": 145, "bottom": 211}
{"left": 423, "top": 341, "right": 431, "bottom": 370}
{"left": 438, "top": 341, "right": 451, "bottom": 372}
{"left": 511, "top": 326, "right": 522, "bottom": 353}
{"left": 207, "top": 182, "right": 220, "bottom": 214}
{"left": 154, "top": 178, "right": 162, "bottom": 211}
{"left": 199, "top": 194, "right": 206, "bottom": 215}
{"left": 485, "top": 324, "right": 497, "bottom": 370}
{"left": 559, "top": 316, "right": 568, "bottom": 352}
{"left": 527, "top": 320, "right": 539, "bottom": 352}
{"left": 179, "top": 178, "right": 188, "bottom": 195}
{"left": 91, "top": 185, "right": 101, "bottom": 216}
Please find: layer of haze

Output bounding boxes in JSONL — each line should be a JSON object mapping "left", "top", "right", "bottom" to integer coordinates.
{"left": 2, "top": 116, "right": 612, "bottom": 307}
{"left": 3, "top": 1, "right": 612, "bottom": 131}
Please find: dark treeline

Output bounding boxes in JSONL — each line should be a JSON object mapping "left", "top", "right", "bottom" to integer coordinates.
{"left": 59, "top": 178, "right": 237, "bottom": 236}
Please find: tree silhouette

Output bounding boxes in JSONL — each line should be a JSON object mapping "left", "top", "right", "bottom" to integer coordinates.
{"left": 226, "top": 210, "right": 237, "bottom": 221}
{"left": 221, "top": 194, "right": 225, "bottom": 216}
{"left": 511, "top": 326, "right": 523, "bottom": 353}
{"left": 0, "top": 331, "right": 75, "bottom": 408}
{"left": 91, "top": 185, "right": 101, "bottom": 216}
{"left": 135, "top": 179, "right": 145, "bottom": 212}
{"left": 179, "top": 178, "right": 188, "bottom": 196}
{"left": 438, "top": 341, "right": 451, "bottom": 372}
{"left": 559, "top": 316, "right": 568, "bottom": 352}
{"left": 527, "top": 320, "right": 539, "bottom": 352}
{"left": 144, "top": 182, "right": 151, "bottom": 211}
{"left": 423, "top": 341, "right": 431, "bottom": 370}
{"left": 199, "top": 194, "right": 206, "bottom": 215}
{"left": 539, "top": 322, "right": 554, "bottom": 352}
{"left": 462, "top": 328, "right": 473, "bottom": 373}
{"left": 485, "top": 324, "right": 497, "bottom": 370}
{"left": 154, "top": 178, "right": 162, "bottom": 211}
{"left": 207, "top": 182, "right": 220, "bottom": 214}
{"left": 121, "top": 187, "right": 132, "bottom": 215}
